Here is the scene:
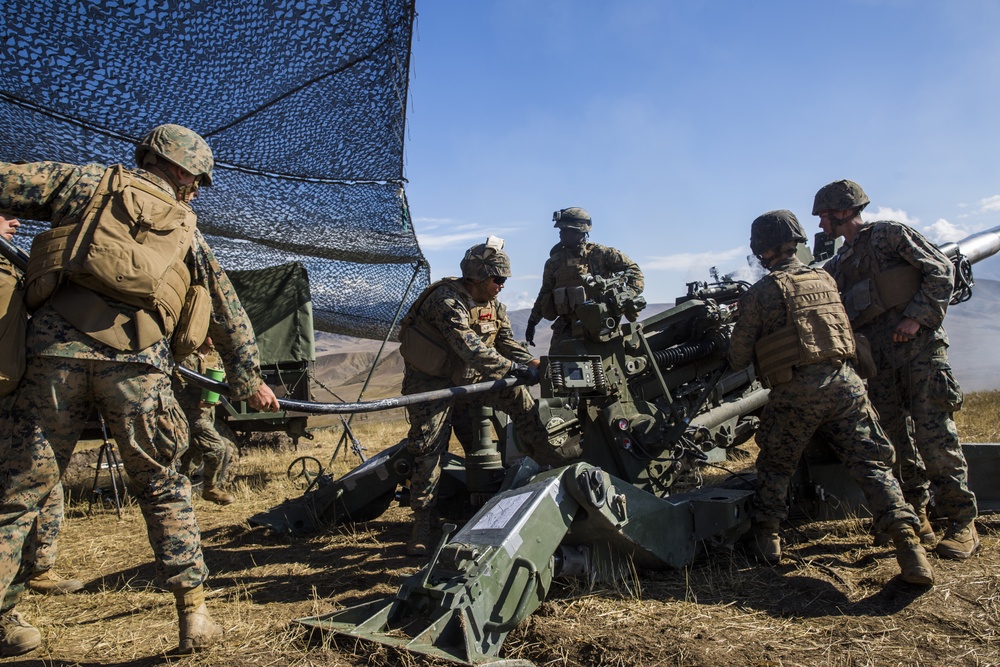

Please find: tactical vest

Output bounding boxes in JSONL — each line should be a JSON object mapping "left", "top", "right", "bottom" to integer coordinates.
{"left": 399, "top": 278, "right": 500, "bottom": 383}
{"left": 0, "top": 259, "right": 26, "bottom": 396}
{"left": 754, "top": 268, "right": 855, "bottom": 387}
{"left": 25, "top": 165, "right": 199, "bottom": 352}
{"left": 549, "top": 244, "right": 592, "bottom": 318}
{"left": 833, "top": 225, "right": 922, "bottom": 329}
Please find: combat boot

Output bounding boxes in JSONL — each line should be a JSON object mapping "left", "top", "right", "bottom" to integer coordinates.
{"left": 406, "top": 510, "right": 432, "bottom": 557}
{"left": 874, "top": 510, "right": 936, "bottom": 547}
{"left": 201, "top": 487, "right": 235, "bottom": 506}
{"left": 889, "top": 521, "right": 935, "bottom": 586}
{"left": 173, "top": 584, "right": 223, "bottom": 655}
{"left": 751, "top": 521, "right": 781, "bottom": 564}
{"left": 916, "top": 511, "right": 936, "bottom": 546}
{"left": 0, "top": 610, "right": 40, "bottom": 657}
{"left": 936, "top": 520, "right": 980, "bottom": 560}
{"left": 28, "top": 569, "right": 84, "bottom": 595}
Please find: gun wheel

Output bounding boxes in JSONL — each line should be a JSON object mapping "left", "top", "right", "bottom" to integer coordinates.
{"left": 287, "top": 456, "right": 323, "bottom": 489}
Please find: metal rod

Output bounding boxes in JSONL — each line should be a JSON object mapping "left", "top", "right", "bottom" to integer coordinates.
{"left": 176, "top": 365, "right": 526, "bottom": 414}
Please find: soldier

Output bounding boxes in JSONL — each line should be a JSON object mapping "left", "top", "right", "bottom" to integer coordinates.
{"left": 174, "top": 338, "right": 237, "bottom": 506}
{"left": 525, "top": 207, "right": 644, "bottom": 353}
{"left": 0, "top": 124, "right": 279, "bottom": 656}
{"left": 813, "top": 179, "right": 977, "bottom": 560}
{"left": 0, "top": 214, "right": 82, "bottom": 598}
{"left": 728, "top": 210, "right": 933, "bottom": 586}
{"left": 398, "top": 236, "right": 562, "bottom": 556}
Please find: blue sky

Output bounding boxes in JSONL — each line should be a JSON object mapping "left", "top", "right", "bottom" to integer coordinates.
{"left": 402, "top": 0, "right": 1000, "bottom": 309}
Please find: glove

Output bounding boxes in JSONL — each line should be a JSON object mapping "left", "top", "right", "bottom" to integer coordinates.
{"left": 509, "top": 363, "right": 541, "bottom": 386}
{"left": 524, "top": 320, "right": 537, "bottom": 347}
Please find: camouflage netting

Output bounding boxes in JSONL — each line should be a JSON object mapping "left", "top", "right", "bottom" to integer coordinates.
{"left": 0, "top": 0, "right": 429, "bottom": 340}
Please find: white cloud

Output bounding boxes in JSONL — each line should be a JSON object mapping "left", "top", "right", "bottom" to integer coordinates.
{"left": 977, "top": 195, "right": 1000, "bottom": 213}
{"left": 412, "top": 219, "right": 491, "bottom": 250}
{"left": 417, "top": 229, "right": 494, "bottom": 251}
{"left": 412, "top": 217, "right": 517, "bottom": 251}
{"left": 503, "top": 290, "right": 535, "bottom": 310}
{"left": 862, "top": 206, "right": 920, "bottom": 226}
{"left": 860, "top": 207, "right": 983, "bottom": 244}
{"left": 643, "top": 247, "right": 747, "bottom": 272}
{"left": 640, "top": 247, "right": 757, "bottom": 295}
{"left": 922, "top": 218, "right": 970, "bottom": 244}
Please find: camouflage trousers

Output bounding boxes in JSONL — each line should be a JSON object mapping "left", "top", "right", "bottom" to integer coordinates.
{"left": 403, "top": 368, "right": 550, "bottom": 511}
{"left": 0, "top": 482, "right": 65, "bottom": 610}
{"left": 181, "top": 402, "right": 235, "bottom": 489}
{"left": 867, "top": 336, "right": 975, "bottom": 523}
{"left": 0, "top": 356, "right": 206, "bottom": 612}
{"left": 29, "top": 481, "right": 64, "bottom": 575}
{"left": 754, "top": 361, "right": 917, "bottom": 534}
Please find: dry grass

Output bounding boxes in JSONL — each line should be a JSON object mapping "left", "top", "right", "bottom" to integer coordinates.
{"left": 17, "top": 395, "right": 1000, "bottom": 666}
{"left": 955, "top": 390, "right": 1000, "bottom": 443}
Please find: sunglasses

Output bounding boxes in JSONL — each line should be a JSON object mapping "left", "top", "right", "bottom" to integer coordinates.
{"left": 491, "top": 276, "right": 507, "bottom": 285}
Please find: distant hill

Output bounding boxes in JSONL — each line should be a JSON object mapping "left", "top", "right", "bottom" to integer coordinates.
{"left": 941, "top": 278, "right": 1000, "bottom": 392}
{"left": 312, "top": 279, "right": 1000, "bottom": 397}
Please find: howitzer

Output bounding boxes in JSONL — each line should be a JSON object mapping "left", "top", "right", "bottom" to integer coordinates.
{"left": 294, "top": 225, "right": 1000, "bottom": 666}
{"left": 294, "top": 271, "right": 766, "bottom": 664}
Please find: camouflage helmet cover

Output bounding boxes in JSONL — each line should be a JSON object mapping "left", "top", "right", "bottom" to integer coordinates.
{"left": 812, "top": 179, "right": 869, "bottom": 215}
{"left": 552, "top": 207, "right": 593, "bottom": 231}
{"left": 460, "top": 235, "right": 512, "bottom": 281}
{"left": 135, "top": 124, "right": 215, "bottom": 185}
{"left": 750, "top": 209, "right": 807, "bottom": 256}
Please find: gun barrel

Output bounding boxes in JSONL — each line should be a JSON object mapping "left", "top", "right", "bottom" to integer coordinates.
{"left": 937, "top": 225, "right": 1000, "bottom": 265}
{"left": 689, "top": 387, "right": 770, "bottom": 431}
{"left": 0, "top": 235, "right": 29, "bottom": 269}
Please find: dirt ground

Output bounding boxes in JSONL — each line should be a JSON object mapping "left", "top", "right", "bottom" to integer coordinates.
{"left": 9, "top": 408, "right": 1000, "bottom": 667}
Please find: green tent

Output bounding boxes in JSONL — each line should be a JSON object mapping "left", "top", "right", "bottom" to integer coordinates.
{"left": 223, "top": 262, "right": 316, "bottom": 446}
{"left": 228, "top": 262, "right": 316, "bottom": 366}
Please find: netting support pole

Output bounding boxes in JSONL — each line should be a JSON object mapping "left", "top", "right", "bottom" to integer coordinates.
{"left": 331, "top": 259, "right": 425, "bottom": 462}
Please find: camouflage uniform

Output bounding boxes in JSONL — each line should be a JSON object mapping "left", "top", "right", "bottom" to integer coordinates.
{"left": 24, "top": 483, "right": 62, "bottom": 579}
{"left": 729, "top": 256, "right": 917, "bottom": 532}
{"left": 403, "top": 281, "right": 549, "bottom": 512}
{"left": 529, "top": 242, "right": 644, "bottom": 353}
{"left": 823, "top": 221, "right": 975, "bottom": 524}
{"left": 0, "top": 402, "right": 65, "bottom": 606}
{"left": 0, "top": 161, "right": 264, "bottom": 611}
{"left": 0, "top": 257, "right": 64, "bottom": 594}
{"left": 173, "top": 348, "right": 235, "bottom": 494}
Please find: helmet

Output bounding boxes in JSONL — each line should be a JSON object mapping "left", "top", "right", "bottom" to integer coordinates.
{"left": 812, "top": 179, "right": 869, "bottom": 215}
{"left": 460, "top": 235, "right": 512, "bottom": 282}
{"left": 135, "top": 124, "right": 215, "bottom": 185}
{"left": 750, "top": 210, "right": 807, "bottom": 256}
{"left": 552, "top": 207, "right": 592, "bottom": 232}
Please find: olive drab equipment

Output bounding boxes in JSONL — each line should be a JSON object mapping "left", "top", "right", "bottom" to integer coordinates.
{"left": 259, "top": 223, "right": 1000, "bottom": 664}
{"left": 25, "top": 165, "right": 209, "bottom": 353}
{"left": 171, "top": 284, "right": 212, "bottom": 359}
{"left": 753, "top": 267, "right": 855, "bottom": 387}
{"left": 0, "top": 260, "right": 27, "bottom": 396}
{"left": 399, "top": 278, "right": 501, "bottom": 385}
{"left": 812, "top": 179, "right": 870, "bottom": 216}
{"left": 552, "top": 207, "right": 592, "bottom": 232}
{"left": 545, "top": 244, "right": 595, "bottom": 319}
